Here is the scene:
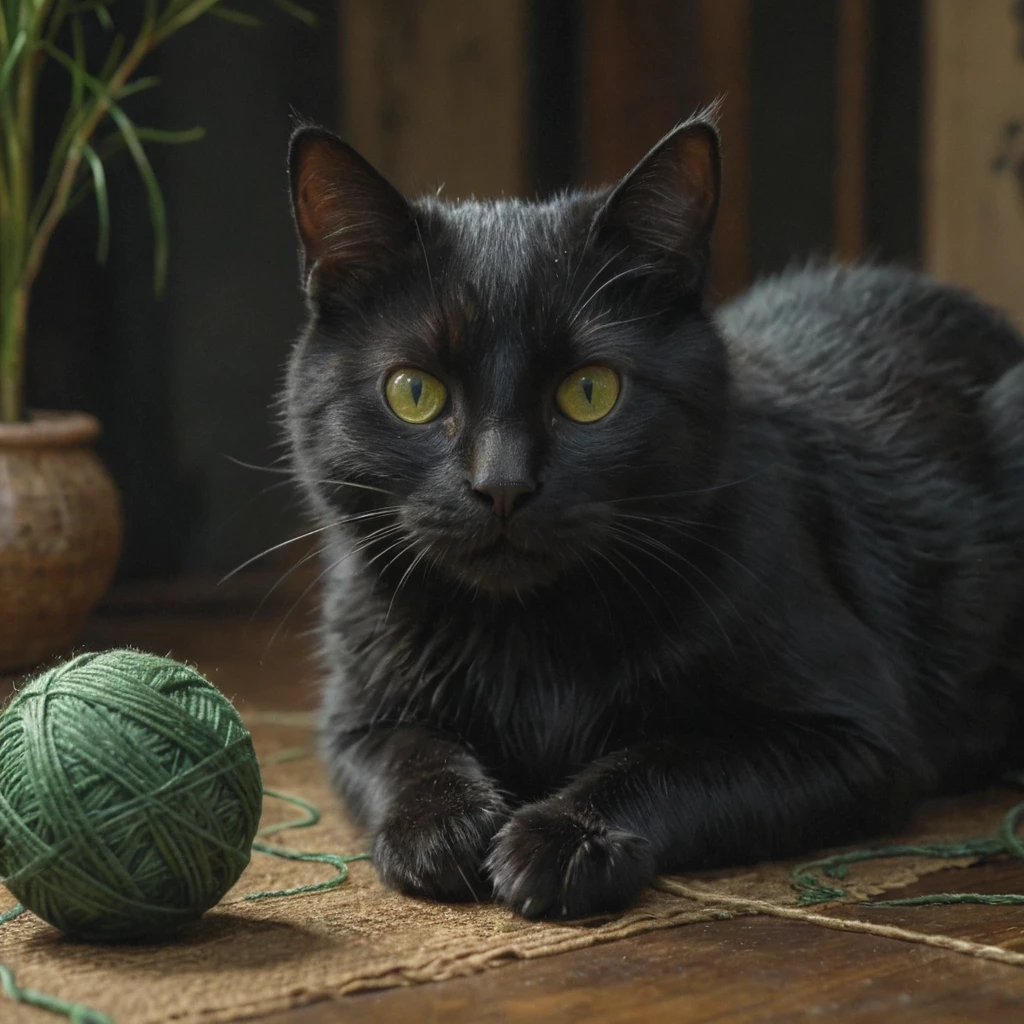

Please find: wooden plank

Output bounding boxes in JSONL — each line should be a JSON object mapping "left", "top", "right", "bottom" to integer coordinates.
{"left": 580, "top": 0, "right": 690, "bottom": 187}
{"left": 925, "top": 0, "right": 1024, "bottom": 326}
{"left": 834, "top": 0, "right": 871, "bottom": 260}
{"left": 696, "top": 0, "right": 752, "bottom": 299}
{"left": 864, "top": 0, "right": 923, "bottom": 264}
{"left": 581, "top": 0, "right": 751, "bottom": 299}
{"left": 748, "top": 0, "right": 837, "bottom": 276}
{"left": 526, "top": 0, "right": 582, "bottom": 195}
{"left": 339, "top": 0, "right": 528, "bottom": 198}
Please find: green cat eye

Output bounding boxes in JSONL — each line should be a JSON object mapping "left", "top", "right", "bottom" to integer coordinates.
{"left": 556, "top": 365, "right": 620, "bottom": 423}
{"left": 385, "top": 368, "right": 447, "bottom": 424}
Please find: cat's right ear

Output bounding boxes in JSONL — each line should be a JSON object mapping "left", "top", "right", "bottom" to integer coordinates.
{"left": 592, "top": 113, "right": 721, "bottom": 291}
{"left": 289, "top": 127, "right": 414, "bottom": 292}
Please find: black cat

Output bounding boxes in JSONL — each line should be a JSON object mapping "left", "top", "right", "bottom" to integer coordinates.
{"left": 284, "top": 111, "right": 1024, "bottom": 919}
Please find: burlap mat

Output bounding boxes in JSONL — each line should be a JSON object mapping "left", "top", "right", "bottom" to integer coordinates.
{"left": 1, "top": 715, "right": 1020, "bottom": 1024}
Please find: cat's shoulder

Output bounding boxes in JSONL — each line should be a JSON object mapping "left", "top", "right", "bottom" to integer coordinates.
{"left": 717, "top": 262, "right": 1010, "bottom": 343}
{"left": 714, "top": 261, "right": 1023, "bottom": 392}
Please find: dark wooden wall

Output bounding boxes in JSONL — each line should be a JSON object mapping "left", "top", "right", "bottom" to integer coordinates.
{"left": 580, "top": 0, "right": 751, "bottom": 301}
{"left": 337, "top": 0, "right": 920, "bottom": 299}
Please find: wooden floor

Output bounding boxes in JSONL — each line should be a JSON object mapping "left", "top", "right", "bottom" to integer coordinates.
{"left": 22, "top": 586, "right": 1024, "bottom": 1022}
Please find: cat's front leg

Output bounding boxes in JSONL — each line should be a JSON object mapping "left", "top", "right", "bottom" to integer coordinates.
{"left": 487, "top": 726, "right": 921, "bottom": 919}
{"left": 326, "top": 724, "right": 509, "bottom": 901}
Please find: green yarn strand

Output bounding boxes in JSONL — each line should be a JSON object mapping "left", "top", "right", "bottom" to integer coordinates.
{"left": 791, "top": 784, "right": 1024, "bottom": 907}
{"left": 246, "top": 844, "right": 372, "bottom": 900}
{"left": 249, "top": 788, "right": 371, "bottom": 900}
{"left": 998, "top": 794, "right": 1024, "bottom": 859}
{"left": 0, "top": 904, "right": 24, "bottom": 927}
{"left": 258, "top": 787, "right": 322, "bottom": 837}
{"left": 791, "top": 839, "right": 1005, "bottom": 904}
{"left": 263, "top": 745, "right": 316, "bottom": 766}
{"left": 869, "top": 892, "right": 1024, "bottom": 908}
{"left": 0, "top": 905, "right": 113, "bottom": 1024}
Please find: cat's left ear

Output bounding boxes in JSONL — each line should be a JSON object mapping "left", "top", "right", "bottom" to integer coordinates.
{"left": 595, "top": 114, "right": 721, "bottom": 289}
{"left": 289, "top": 126, "right": 414, "bottom": 292}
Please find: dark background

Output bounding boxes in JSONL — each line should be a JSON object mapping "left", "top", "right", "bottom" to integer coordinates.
{"left": 25, "top": 0, "right": 922, "bottom": 581}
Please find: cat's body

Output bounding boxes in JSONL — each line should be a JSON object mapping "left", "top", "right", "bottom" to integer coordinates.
{"left": 285, "top": 116, "right": 1024, "bottom": 918}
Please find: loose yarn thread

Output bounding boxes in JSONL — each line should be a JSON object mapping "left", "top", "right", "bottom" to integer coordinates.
{"left": 791, "top": 774, "right": 1024, "bottom": 907}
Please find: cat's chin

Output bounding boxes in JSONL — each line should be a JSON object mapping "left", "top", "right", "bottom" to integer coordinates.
{"left": 445, "top": 537, "right": 565, "bottom": 595}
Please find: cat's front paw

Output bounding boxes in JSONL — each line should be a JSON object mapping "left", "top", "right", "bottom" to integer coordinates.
{"left": 486, "top": 801, "right": 655, "bottom": 919}
{"left": 373, "top": 772, "right": 509, "bottom": 903}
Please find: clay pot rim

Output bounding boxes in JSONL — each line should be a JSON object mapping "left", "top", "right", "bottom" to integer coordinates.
{"left": 0, "top": 411, "right": 100, "bottom": 448}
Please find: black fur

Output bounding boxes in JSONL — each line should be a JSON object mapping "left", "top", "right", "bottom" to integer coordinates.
{"left": 283, "top": 113, "right": 1024, "bottom": 919}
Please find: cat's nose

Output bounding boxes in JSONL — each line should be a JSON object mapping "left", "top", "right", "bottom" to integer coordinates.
{"left": 472, "top": 480, "right": 536, "bottom": 518}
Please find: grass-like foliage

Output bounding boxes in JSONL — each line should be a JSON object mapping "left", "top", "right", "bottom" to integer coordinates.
{"left": 0, "top": 0, "right": 314, "bottom": 423}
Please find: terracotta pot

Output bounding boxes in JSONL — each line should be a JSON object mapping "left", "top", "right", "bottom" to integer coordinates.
{"left": 0, "top": 412, "right": 122, "bottom": 672}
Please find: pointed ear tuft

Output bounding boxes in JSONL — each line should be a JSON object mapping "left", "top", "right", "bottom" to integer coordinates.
{"left": 597, "top": 116, "right": 721, "bottom": 289}
{"left": 288, "top": 127, "right": 414, "bottom": 291}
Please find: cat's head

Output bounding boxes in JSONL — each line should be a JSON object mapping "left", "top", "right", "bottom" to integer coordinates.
{"left": 285, "top": 113, "right": 729, "bottom": 597}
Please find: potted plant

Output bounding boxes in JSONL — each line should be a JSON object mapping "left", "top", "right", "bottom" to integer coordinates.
{"left": 0, "top": 0, "right": 311, "bottom": 671}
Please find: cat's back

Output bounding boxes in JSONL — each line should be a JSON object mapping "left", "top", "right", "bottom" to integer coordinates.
{"left": 716, "top": 264, "right": 1024, "bottom": 429}
{"left": 716, "top": 264, "right": 1024, "bottom": 698}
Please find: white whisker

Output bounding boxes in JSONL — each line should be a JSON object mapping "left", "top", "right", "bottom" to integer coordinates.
{"left": 263, "top": 525, "right": 408, "bottom": 657}
{"left": 220, "top": 507, "right": 402, "bottom": 584}
{"left": 604, "top": 471, "right": 770, "bottom": 505}
{"left": 386, "top": 548, "right": 428, "bottom": 626}
{"left": 222, "top": 454, "right": 393, "bottom": 496}
{"left": 567, "top": 247, "right": 626, "bottom": 322}
{"left": 253, "top": 522, "right": 405, "bottom": 621}
{"left": 570, "top": 263, "right": 659, "bottom": 325}
{"left": 607, "top": 523, "right": 737, "bottom": 662}
{"left": 586, "top": 544, "right": 660, "bottom": 626}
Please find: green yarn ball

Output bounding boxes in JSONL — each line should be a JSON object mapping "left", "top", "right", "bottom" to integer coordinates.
{"left": 0, "top": 650, "right": 263, "bottom": 942}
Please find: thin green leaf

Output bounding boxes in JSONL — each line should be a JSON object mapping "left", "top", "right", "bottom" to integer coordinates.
{"left": 208, "top": 8, "right": 262, "bottom": 28}
{"left": 43, "top": 0, "right": 74, "bottom": 46}
{"left": 26, "top": 11, "right": 102, "bottom": 232}
{"left": 36, "top": 40, "right": 170, "bottom": 292}
{"left": 135, "top": 125, "right": 205, "bottom": 144}
{"left": 70, "top": 16, "right": 86, "bottom": 112}
{"left": 29, "top": 91, "right": 101, "bottom": 233}
{"left": 0, "top": 30, "right": 28, "bottom": 93}
{"left": 114, "top": 75, "right": 161, "bottom": 100}
{"left": 29, "top": 38, "right": 106, "bottom": 228}
{"left": 98, "top": 32, "right": 125, "bottom": 80}
{"left": 79, "top": 141, "right": 109, "bottom": 262}
{"left": 83, "top": 123, "right": 205, "bottom": 163}
{"left": 154, "top": 0, "right": 223, "bottom": 42}
{"left": 68, "top": 2, "right": 116, "bottom": 31}
{"left": 65, "top": 123, "right": 205, "bottom": 216}
{"left": 271, "top": 1, "right": 317, "bottom": 28}
{"left": 107, "top": 106, "right": 168, "bottom": 292}
{"left": 154, "top": 0, "right": 315, "bottom": 46}
{"left": 36, "top": 39, "right": 120, "bottom": 99}
{"left": 160, "top": 0, "right": 211, "bottom": 15}
{"left": 64, "top": 133, "right": 128, "bottom": 215}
